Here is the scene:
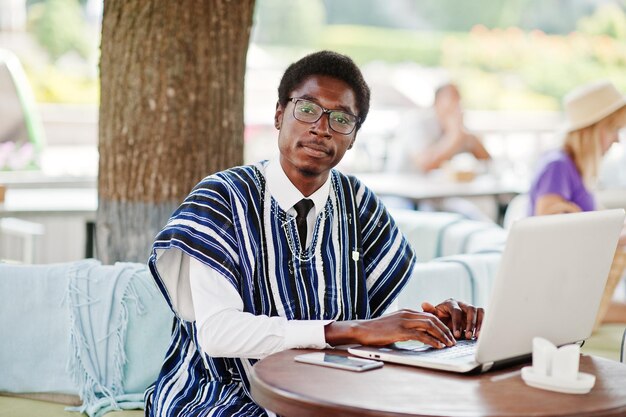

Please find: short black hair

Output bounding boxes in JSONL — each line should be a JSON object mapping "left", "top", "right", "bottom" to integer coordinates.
{"left": 277, "top": 50, "right": 371, "bottom": 130}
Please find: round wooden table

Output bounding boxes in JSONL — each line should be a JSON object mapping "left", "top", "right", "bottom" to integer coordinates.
{"left": 250, "top": 349, "right": 626, "bottom": 417}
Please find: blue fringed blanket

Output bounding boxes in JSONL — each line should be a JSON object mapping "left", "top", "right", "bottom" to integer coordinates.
{"left": 0, "top": 260, "right": 172, "bottom": 417}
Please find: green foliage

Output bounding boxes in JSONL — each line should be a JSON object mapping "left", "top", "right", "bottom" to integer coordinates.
{"left": 321, "top": 0, "right": 599, "bottom": 34}
{"left": 24, "top": 64, "right": 99, "bottom": 104}
{"left": 578, "top": 3, "right": 626, "bottom": 40}
{"left": 455, "top": 69, "right": 558, "bottom": 111}
{"left": 314, "top": 21, "right": 626, "bottom": 111}
{"left": 441, "top": 26, "right": 626, "bottom": 109}
{"left": 28, "top": 0, "right": 90, "bottom": 61}
{"left": 407, "top": 0, "right": 506, "bottom": 31}
{"left": 318, "top": 25, "right": 445, "bottom": 65}
{"left": 253, "top": 0, "right": 326, "bottom": 47}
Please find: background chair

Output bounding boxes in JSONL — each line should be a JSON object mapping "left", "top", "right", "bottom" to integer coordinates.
{"left": 502, "top": 193, "right": 529, "bottom": 230}
{"left": 0, "top": 217, "right": 43, "bottom": 263}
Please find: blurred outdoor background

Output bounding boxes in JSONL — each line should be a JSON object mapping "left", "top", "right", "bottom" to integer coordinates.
{"left": 2, "top": 0, "right": 626, "bottom": 177}
{"left": 1, "top": 0, "right": 626, "bottom": 261}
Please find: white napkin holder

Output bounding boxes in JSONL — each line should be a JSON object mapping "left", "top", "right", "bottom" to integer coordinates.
{"left": 521, "top": 337, "right": 595, "bottom": 394}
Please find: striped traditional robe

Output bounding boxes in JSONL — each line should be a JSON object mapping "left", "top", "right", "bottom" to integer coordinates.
{"left": 145, "top": 161, "right": 416, "bottom": 417}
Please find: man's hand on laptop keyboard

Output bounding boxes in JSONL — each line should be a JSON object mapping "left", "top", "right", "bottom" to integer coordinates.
{"left": 421, "top": 299, "right": 484, "bottom": 340}
{"left": 324, "top": 309, "right": 457, "bottom": 349}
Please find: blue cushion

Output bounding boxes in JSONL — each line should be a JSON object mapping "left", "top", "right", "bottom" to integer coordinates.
{"left": 0, "top": 260, "right": 172, "bottom": 417}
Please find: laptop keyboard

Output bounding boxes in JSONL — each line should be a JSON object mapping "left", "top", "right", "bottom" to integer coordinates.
{"left": 397, "top": 339, "right": 477, "bottom": 359}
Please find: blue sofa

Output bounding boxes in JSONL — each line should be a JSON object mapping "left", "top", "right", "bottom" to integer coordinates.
{"left": 1, "top": 210, "right": 622, "bottom": 416}
{"left": 0, "top": 260, "right": 172, "bottom": 417}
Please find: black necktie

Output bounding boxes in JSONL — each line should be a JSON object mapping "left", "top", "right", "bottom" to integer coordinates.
{"left": 294, "top": 198, "right": 314, "bottom": 251}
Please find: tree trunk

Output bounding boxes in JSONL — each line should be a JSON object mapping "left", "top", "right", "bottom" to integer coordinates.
{"left": 97, "top": 0, "right": 255, "bottom": 264}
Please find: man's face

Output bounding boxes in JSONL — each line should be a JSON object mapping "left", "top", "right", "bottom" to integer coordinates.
{"left": 275, "top": 75, "right": 358, "bottom": 182}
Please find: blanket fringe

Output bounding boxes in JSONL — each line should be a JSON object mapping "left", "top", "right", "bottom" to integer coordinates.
{"left": 66, "top": 261, "right": 145, "bottom": 417}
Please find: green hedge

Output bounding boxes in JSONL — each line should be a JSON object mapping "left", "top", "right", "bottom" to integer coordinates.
{"left": 314, "top": 24, "right": 626, "bottom": 110}
{"left": 317, "top": 25, "right": 452, "bottom": 66}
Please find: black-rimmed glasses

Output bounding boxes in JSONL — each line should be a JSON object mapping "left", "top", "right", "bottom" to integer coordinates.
{"left": 289, "top": 97, "right": 359, "bottom": 135}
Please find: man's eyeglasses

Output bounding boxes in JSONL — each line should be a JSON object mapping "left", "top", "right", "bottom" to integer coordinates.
{"left": 289, "top": 98, "right": 359, "bottom": 135}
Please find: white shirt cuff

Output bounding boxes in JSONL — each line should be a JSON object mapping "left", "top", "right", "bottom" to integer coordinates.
{"left": 284, "top": 319, "right": 334, "bottom": 349}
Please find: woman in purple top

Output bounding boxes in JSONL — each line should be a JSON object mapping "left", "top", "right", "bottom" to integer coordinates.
{"left": 529, "top": 80, "right": 626, "bottom": 216}
{"left": 529, "top": 80, "right": 626, "bottom": 325}
{"left": 528, "top": 149, "right": 596, "bottom": 216}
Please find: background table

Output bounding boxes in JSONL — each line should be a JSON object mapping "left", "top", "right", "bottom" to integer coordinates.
{"left": 250, "top": 349, "right": 626, "bottom": 417}
{"left": 355, "top": 172, "right": 526, "bottom": 203}
{"left": 355, "top": 172, "right": 525, "bottom": 224}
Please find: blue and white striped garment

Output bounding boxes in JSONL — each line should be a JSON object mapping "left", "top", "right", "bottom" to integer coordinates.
{"left": 145, "top": 161, "right": 416, "bottom": 417}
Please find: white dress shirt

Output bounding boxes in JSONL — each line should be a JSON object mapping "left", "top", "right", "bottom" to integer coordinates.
{"left": 189, "top": 160, "right": 333, "bottom": 359}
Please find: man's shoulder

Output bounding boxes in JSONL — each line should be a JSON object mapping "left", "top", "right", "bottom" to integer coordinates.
{"left": 332, "top": 170, "right": 380, "bottom": 203}
{"left": 332, "top": 169, "right": 362, "bottom": 189}
{"left": 196, "top": 163, "right": 265, "bottom": 191}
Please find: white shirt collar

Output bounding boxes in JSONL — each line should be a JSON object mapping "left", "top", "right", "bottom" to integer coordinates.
{"left": 265, "top": 159, "right": 331, "bottom": 216}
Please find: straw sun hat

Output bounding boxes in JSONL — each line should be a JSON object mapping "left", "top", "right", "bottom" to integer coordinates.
{"left": 562, "top": 80, "right": 626, "bottom": 133}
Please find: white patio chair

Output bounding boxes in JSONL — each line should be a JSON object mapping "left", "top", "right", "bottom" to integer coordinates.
{"left": 0, "top": 217, "right": 44, "bottom": 263}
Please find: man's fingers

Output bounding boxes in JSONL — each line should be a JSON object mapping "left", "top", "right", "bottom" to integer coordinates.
{"left": 462, "top": 304, "right": 478, "bottom": 339}
{"left": 401, "top": 314, "right": 455, "bottom": 346}
{"left": 421, "top": 302, "right": 436, "bottom": 313}
{"left": 414, "top": 332, "right": 448, "bottom": 349}
{"left": 475, "top": 308, "right": 485, "bottom": 338}
{"left": 444, "top": 300, "right": 464, "bottom": 339}
{"left": 416, "top": 318, "right": 455, "bottom": 347}
{"left": 455, "top": 301, "right": 483, "bottom": 340}
{"left": 424, "top": 317, "right": 455, "bottom": 346}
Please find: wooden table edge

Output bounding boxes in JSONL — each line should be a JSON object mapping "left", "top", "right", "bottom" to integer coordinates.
{"left": 250, "top": 366, "right": 419, "bottom": 417}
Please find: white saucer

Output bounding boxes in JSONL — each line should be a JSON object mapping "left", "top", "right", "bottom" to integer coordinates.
{"left": 521, "top": 366, "right": 596, "bottom": 394}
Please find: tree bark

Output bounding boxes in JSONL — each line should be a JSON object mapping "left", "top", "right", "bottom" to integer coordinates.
{"left": 98, "top": 0, "right": 255, "bottom": 264}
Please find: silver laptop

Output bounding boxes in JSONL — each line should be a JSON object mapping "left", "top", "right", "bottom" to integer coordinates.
{"left": 349, "top": 209, "right": 625, "bottom": 373}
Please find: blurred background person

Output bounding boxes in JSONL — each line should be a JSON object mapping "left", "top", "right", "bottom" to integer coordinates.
{"left": 528, "top": 80, "right": 626, "bottom": 217}
{"left": 385, "top": 82, "right": 494, "bottom": 221}
{"left": 388, "top": 82, "right": 491, "bottom": 174}
{"left": 528, "top": 79, "right": 626, "bottom": 324}
{"left": 417, "top": 83, "right": 491, "bottom": 173}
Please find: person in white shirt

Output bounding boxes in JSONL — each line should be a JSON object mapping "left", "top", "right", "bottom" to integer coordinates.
{"left": 389, "top": 83, "right": 490, "bottom": 174}
{"left": 386, "top": 83, "right": 494, "bottom": 221}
